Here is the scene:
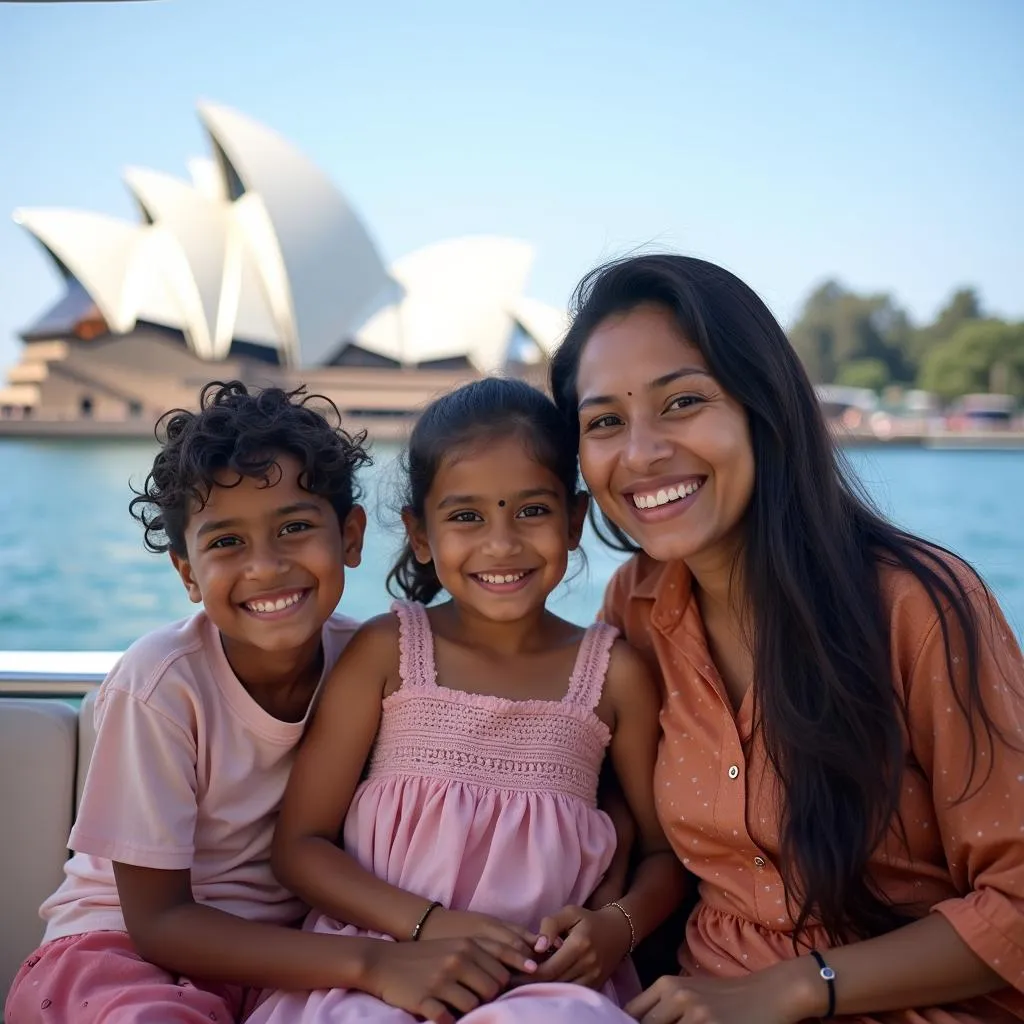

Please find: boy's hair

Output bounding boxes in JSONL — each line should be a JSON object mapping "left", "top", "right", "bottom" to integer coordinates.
{"left": 387, "top": 376, "right": 580, "bottom": 605}
{"left": 130, "top": 380, "right": 372, "bottom": 557}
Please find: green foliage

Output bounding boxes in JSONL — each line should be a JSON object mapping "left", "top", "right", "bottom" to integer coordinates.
{"left": 789, "top": 280, "right": 1020, "bottom": 400}
{"left": 789, "top": 281, "right": 912, "bottom": 385}
{"left": 835, "top": 358, "right": 891, "bottom": 391}
{"left": 919, "top": 321, "right": 1024, "bottom": 401}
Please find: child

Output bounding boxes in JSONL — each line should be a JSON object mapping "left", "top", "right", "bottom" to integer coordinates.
{"left": 249, "top": 377, "right": 686, "bottom": 1024}
{"left": 5, "top": 381, "right": 537, "bottom": 1024}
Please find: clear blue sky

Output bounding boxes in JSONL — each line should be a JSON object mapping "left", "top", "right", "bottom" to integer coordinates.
{"left": 1, "top": 0, "right": 1021, "bottom": 374}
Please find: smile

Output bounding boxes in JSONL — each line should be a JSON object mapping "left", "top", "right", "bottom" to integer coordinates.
{"left": 242, "top": 589, "right": 309, "bottom": 615}
{"left": 631, "top": 479, "right": 704, "bottom": 509}
{"left": 471, "top": 569, "right": 536, "bottom": 590}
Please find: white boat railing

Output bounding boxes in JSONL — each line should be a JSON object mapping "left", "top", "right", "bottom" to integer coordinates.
{"left": 0, "top": 651, "right": 119, "bottom": 696}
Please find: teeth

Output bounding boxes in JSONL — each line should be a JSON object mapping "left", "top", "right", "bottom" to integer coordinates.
{"left": 632, "top": 480, "right": 703, "bottom": 509}
{"left": 479, "top": 572, "right": 526, "bottom": 584}
{"left": 246, "top": 592, "right": 303, "bottom": 613}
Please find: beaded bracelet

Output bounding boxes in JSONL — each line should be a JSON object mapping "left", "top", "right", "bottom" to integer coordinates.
{"left": 603, "top": 901, "right": 636, "bottom": 954}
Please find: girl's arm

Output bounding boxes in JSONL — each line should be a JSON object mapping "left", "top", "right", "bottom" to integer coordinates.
{"left": 532, "top": 640, "right": 688, "bottom": 985}
{"left": 271, "top": 616, "right": 538, "bottom": 962}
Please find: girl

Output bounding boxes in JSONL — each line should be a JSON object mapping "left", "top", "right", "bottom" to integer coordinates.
{"left": 5, "top": 382, "right": 536, "bottom": 1024}
{"left": 550, "top": 253, "right": 1024, "bottom": 1023}
{"left": 249, "top": 377, "right": 686, "bottom": 1024}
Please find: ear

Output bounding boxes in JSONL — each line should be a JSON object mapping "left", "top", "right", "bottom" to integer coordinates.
{"left": 567, "top": 491, "right": 589, "bottom": 551}
{"left": 341, "top": 505, "right": 367, "bottom": 569}
{"left": 400, "top": 507, "right": 433, "bottom": 565}
{"left": 169, "top": 550, "right": 203, "bottom": 604}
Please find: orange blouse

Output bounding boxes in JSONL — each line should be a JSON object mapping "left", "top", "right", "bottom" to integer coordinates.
{"left": 602, "top": 553, "right": 1024, "bottom": 1023}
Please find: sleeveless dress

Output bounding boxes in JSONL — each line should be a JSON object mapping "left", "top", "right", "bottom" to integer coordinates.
{"left": 247, "top": 601, "right": 637, "bottom": 1023}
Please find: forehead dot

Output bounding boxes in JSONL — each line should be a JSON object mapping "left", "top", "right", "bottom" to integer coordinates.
{"left": 498, "top": 499, "right": 506, "bottom": 508}
{"left": 627, "top": 391, "right": 632, "bottom": 396}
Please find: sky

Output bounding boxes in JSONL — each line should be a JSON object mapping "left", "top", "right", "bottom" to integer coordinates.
{"left": 0, "top": 0, "right": 1021, "bottom": 374}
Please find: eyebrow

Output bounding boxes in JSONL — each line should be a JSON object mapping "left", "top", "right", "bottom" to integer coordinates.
{"left": 436, "top": 487, "right": 561, "bottom": 510}
{"left": 577, "top": 366, "right": 712, "bottom": 411}
{"left": 195, "top": 501, "right": 325, "bottom": 538}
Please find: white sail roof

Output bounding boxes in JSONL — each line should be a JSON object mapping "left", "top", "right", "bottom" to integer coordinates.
{"left": 14, "top": 102, "right": 565, "bottom": 372}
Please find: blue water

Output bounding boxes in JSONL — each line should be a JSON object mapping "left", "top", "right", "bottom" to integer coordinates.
{"left": 0, "top": 439, "right": 1021, "bottom": 650}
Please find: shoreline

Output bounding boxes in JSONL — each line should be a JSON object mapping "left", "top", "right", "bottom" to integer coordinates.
{"left": 2, "top": 418, "right": 1024, "bottom": 449}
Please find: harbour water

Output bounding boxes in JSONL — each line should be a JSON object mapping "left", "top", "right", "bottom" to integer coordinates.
{"left": 1, "top": 439, "right": 1021, "bottom": 651}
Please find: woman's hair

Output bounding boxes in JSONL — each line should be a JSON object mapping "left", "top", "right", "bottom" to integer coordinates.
{"left": 387, "top": 376, "right": 580, "bottom": 605}
{"left": 550, "top": 253, "right": 1013, "bottom": 945}
{"left": 129, "top": 380, "right": 371, "bottom": 556}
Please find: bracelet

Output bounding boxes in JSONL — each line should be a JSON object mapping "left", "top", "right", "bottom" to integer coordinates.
{"left": 411, "top": 899, "right": 442, "bottom": 941}
{"left": 603, "top": 901, "right": 636, "bottom": 954}
{"left": 809, "top": 949, "right": 836, "bottom": 1019}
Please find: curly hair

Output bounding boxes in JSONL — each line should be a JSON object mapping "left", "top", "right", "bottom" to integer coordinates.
{"left": 129, "top": 380, "right": 372, "bottom": 556}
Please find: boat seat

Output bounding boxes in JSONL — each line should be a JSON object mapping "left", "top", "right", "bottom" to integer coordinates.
{"left": 0, "top": 699, "right": 79, "bottom": 1012}
{"left": 76, "top": 688, "right": 98, "bottom": 809}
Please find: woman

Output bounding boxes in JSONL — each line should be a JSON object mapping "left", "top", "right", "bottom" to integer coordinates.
{"left": 547, "top": 254, "right": 1024, "bottom": 1023}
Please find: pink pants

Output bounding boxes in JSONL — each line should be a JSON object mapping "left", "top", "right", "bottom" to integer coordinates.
{"left": 4, "top": 931, "right": 257, "bottom": 1023}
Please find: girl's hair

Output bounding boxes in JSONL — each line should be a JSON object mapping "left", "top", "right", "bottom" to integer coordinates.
{"left": 387, "top": 376, "right": 579, "bottom": 605}
{"left": 550, "top": 253, "right": 1013, "bottom": 945}
{"left": 130, "top": 380, "right": 371, "bottom": 556}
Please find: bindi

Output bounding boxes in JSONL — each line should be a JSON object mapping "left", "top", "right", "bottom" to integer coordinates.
{"left": 498, "top": 499, "right": 506, "bottom": 507}
{"left": 627, "top": 391, "right": 632, "bottom": 396}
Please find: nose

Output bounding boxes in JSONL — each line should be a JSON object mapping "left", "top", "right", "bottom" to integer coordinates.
{"left": 481, "top": 517, "right": 523, "bottom": 558}
{"left": 621, "top": 418, "right": 672, "bottom": 473}
{"left": 243, "top": 538, "right": 289, "bottom": 580}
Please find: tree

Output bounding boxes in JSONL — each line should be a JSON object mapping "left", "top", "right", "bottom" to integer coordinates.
{"left": 919, "top": 320, "right": 1024, "bottom": 400}
{"left": 906, "top": 287, "right": 983, "bottom": 368}
{"left": 788, "top": 281, "right": 912, "bottom": 384}
{"left": 835, "top": 358, "right": 891, "bottom": 391}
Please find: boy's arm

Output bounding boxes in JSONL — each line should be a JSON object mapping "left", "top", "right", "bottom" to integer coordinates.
{"left": 114, "top": 862, "right": 516, "bottom": 1014}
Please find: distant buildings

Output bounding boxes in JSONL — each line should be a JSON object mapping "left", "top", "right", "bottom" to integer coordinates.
{"left": 1, "top": 102, "right": 566, "bottom": 434}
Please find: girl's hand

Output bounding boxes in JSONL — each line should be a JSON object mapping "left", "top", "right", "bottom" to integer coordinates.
{"left": 363, "top": 936, "right": 531, "bottom": 1024}
{"left": 419, "top": 908, "right": 541, "bottom": 967}
{"left": 528, "top": 904, "right": 633, "bottom": 989}
{"left": 624, "top": 970, "right": 807, "bottom": 1024}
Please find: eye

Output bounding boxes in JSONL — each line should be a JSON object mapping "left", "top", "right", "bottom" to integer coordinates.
{"left": 280, "top": 521, "right": 312, "bottom": 535}
{"left": 516, "top": 504, "right": 550, "bottom": 518}
{"left": 208, "top": 535, "right": 241, "bottom": 550}
{"left": 448, "top": 510, "right": 483, "bottom": 523}
{"left": 666, "top": 394, "right": 703, "bottom": 413}
{"left": 583, "top": 412, "right": 622, "bottom": 432}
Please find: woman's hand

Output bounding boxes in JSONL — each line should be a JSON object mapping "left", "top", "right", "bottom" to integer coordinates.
{"left": 419, "top": 908, "right": 541, "bottom": 966}
{"left": 363, "top": 936, "right": 533, "bottom": 1024}
{"left": 528, "top": 904, "right": 633, "bottom": 989}
{"left": 624, "top": 969, "right": 811, "bottom": 1024}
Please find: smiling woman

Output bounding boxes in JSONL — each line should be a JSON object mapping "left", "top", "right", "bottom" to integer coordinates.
{"left": 549, "top": 254, "right": 1024, "bottom": 1024}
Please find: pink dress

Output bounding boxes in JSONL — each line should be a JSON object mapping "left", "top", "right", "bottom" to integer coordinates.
{"left": 248, "top": 600, "right": 636, "bottom": 1023}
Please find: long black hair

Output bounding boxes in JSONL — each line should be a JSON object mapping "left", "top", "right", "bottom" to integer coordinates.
{"left": 550, "top": 253, "right": 1014, "bottom": 944}
{"left": 387, "top": 376, "right": 580, "bottom": 605}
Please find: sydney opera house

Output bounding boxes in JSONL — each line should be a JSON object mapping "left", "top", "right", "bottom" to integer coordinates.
{"left": 0, "top": 102, "right": 567, "bottom": 435}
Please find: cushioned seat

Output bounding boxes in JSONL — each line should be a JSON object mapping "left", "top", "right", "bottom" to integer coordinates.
{"left": 0, "top": 699, "right": 79, "bottom": 1008}
{"left": 76, "top": 689, "right": 98, "bottom": 809}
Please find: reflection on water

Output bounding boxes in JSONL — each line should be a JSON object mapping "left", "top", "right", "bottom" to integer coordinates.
{"left": 0, "top": 440, "right": 1021, "bottom": 650}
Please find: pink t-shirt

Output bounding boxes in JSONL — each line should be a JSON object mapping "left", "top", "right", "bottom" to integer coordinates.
{"left": 40, "top": 610, "right": 359, "bottom": 941}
